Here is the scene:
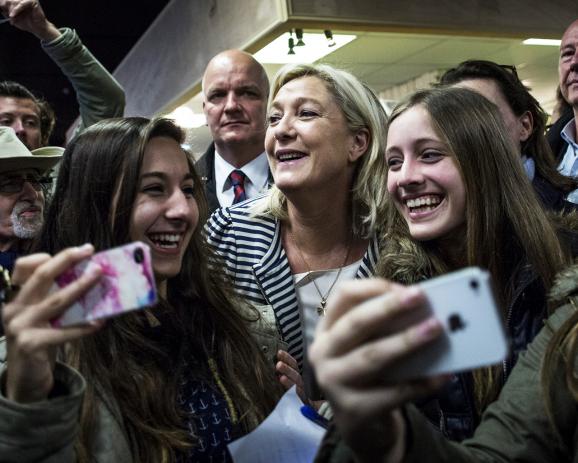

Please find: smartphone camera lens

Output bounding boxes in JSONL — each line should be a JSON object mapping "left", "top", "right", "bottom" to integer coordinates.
{"left": 133, "top": 247, "right": 144, "bottom": 264}
{"left": 470, "top": 279, "right": 479, "bottom": 290}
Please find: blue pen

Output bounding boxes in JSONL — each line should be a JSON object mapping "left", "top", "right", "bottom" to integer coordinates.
{"left": 300, "top": 404, "right": 329, "bottom": 429}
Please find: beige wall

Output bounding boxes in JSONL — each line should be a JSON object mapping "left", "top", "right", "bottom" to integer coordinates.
{"left": 288, "top": 0, "right": 577, "bottom": 37}
{"left": 114, "top": 0, "right": 577, "bottom": 119}
{"left": 114, "top": 0, "right": 287, "bottom": 118}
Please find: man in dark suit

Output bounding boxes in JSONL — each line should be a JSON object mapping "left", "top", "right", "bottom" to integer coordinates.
{"left": 196, "top": 50, "right": 272, "bottom": 215}
{"left": 548, "top": 19, "right": 578, "bottom": 203}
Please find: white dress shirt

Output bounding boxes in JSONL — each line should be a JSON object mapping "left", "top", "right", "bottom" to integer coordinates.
{"left": 557, "top": 118, "right": 578, "bottom": 203}
{"left": 214, "top": 150, "right": 269, "bottom": 207}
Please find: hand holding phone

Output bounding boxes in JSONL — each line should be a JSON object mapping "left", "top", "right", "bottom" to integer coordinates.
{"left": 384, "top": 267, "right": 508, "bottom": 381}
{"left": 4, "top": 245, "right": 104, "bottom": 403}
{"left": 51, "top": 242, "right": 157, "bottom": 327}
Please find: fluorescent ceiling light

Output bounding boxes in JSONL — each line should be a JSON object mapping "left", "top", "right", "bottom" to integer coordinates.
{"left": 523, "top": 38, "right": 561, "bottom": 46}
{"left": 166, "top": 106, "right": 206, "bottom": 129}
{"left": 254, "top": 32, "right": 356, "bottom": 64}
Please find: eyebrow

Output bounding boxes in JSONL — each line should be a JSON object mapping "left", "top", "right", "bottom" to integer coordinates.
{"left": 140, "top": 172, "right": 194, "bottom": 181}
{"left": 236, "top": 84, "right": 261, "bottom": 92}
{"left": 207, "top": 84, "right": 261, "bottom": 94}
{"left": 0, "top": 111, "right": 40, "bottom": 119}
{"left": 385, "top": 138, "right": 446, "bottom": 155}
{"left": 271, "top": 96, "right": 323, "bottom": 109}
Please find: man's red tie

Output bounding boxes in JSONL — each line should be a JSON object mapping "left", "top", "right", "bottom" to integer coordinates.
{"left": 229, "top": 170, "right": 247, "bottom": 204}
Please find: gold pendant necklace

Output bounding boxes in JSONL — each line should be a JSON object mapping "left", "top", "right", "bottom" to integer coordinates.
{"left": 290, "top": 230, "right": 352, "bottom": 316}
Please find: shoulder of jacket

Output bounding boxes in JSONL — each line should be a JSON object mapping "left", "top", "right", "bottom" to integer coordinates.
{"left": 550, "top": 262, "right": 578, "bottom": 303}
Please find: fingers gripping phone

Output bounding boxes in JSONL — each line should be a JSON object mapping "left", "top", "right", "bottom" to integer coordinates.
{"left": 51, "top": 242, "right": 157, "bottom": 327}
{"left": 305, "top": 267, "right": 509, "bottom": 399}
{"left": 385, "top": 267, "right": 508, "bottom": 381}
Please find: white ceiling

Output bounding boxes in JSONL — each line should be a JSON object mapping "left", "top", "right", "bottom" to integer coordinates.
{"left": 177, "top": 29, "right": 562, "bottom": 156}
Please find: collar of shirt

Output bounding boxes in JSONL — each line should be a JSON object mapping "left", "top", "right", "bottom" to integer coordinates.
{"left": 557, "top": 117, "right": 578, "bottom": 203}
{"left": 560, "top": 117, "right": 578, "bottom": 148}
{"left": 521, "top": 154, "right": 535, "bottom": 181}
{"left": 214, "top": 149, "right": 269, "bottom": 206}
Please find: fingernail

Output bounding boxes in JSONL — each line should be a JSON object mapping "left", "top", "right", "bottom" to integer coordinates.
{"left": 85, "top": 263, "right": 102, "bottom": 277}
{"left": 77, "top": 243, "right": 94, "bottom": 253}
{"left": 89, "top": 319, "right": 105, "bottom": 328}
{"left": 400, "top": 286, "right": 422, "bottom": 305}
{"left": 416, "top": 317, "right": 442, "bottom": 340}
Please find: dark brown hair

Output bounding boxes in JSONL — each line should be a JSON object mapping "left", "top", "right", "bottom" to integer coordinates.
{"left": 39, "top": 117, "right": 281, "bottom": 462}
{"left": 380, "top": 87, "right": 572, "bottom": 412}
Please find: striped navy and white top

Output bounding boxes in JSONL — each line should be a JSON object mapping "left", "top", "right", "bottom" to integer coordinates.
{"left": 205, "top": 196, "right": 380, "bottom": 367}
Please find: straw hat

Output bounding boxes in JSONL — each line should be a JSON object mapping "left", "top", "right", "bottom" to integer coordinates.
{"left": 0, "top": 127, "right": 63, "bottom": 174}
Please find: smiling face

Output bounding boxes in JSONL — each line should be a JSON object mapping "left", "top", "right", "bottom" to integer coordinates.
{"left": 202, "top": 51, "right": 268, "bottom": 156}
{"left": 265, "top": 75, "right": 366, "bottom": 195}
{"left": 559, "top": 20, "right": 578, "bottom": 109}
{"left": 386, "top": 105, "right": 466, "bottom": 244}
{"left": 129, "top": 136, "right": 199, "bottom": 288}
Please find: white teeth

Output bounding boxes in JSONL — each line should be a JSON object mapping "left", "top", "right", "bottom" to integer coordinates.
{"left": 277, "top": 152, "right": 304, "bottom": 161}
{"left": 148, "top": 233, "right": 182, "bottom": 248}
{"left": 406, "top": 195, "right": 442, "bottom": 209}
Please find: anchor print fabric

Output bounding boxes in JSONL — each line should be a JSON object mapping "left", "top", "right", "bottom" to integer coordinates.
{"left": 176, "top": 357, "right": 240, "bottom": 463}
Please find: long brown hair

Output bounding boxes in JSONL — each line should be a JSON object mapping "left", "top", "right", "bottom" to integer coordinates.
{"left": 379, "top": 87, "right": 572, "bottom": 412}
{"left": 39, "top": 117, "right": 281, "bottom": 462}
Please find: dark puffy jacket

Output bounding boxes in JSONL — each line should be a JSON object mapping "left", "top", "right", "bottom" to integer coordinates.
{"left": 532, "top": 172, "right": 577, "bottom": 213}
{"left": 547, "top": 108, "right": 574, "bottom": 163}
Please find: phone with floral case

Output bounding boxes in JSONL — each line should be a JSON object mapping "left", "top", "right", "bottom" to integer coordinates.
{"left": 51, "top": 242, "right": 157, "bottom": 327}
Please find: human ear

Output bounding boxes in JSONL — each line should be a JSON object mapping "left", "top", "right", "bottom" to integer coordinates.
{"left": 518, "top": 111, "right": 533, "bottom": 143}
{"left": 348, "top": 128, "right": 370, "bottom": 162}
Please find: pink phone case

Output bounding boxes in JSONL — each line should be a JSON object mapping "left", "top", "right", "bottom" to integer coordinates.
{"left": 51, "top": 242, "right": 157, "bottom": 327}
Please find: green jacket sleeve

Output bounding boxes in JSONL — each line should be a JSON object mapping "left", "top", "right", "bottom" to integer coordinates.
{"left": 314, "top": 303, "right": 578, "bottom": 463}
{"left": 0, "top": 345, "right": 133, "bottom": 463}
{"left": 41, "top": 28, "right": 126, "bottom": 133}
{"left": 0, "top": 361, "right": 85, "bottom": 463}
{"left": 403, "top": 303, "right": 577, "bottom": 462}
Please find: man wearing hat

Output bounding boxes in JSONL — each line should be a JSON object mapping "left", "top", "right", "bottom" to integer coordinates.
{"left": 0, "top": 126, "right": 62, "bottom": 273}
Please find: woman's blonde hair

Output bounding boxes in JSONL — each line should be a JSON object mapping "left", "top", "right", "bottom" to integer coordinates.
{"left": 251, "top": 63, "right": 388, "bottom": 238}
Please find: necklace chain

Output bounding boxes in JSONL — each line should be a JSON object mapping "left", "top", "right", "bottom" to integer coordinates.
{"left": 290, "top": 230, "right": 352, "bottom": 316}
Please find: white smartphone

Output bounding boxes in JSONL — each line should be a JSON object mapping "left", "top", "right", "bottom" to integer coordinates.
{"left": 384, "top": 267, "right": 508, "bottom": 381}
{"left": 50, "top": 242, "right": 158, "bottom": 327}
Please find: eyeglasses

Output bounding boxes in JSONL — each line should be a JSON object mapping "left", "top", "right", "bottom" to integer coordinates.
{"left": 0, "top": 174, "right": 52, "bottom": 194}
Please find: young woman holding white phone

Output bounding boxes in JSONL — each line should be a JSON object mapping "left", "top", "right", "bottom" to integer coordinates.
{"left": 310, "top": 86, "right": 577, "bottom": 461}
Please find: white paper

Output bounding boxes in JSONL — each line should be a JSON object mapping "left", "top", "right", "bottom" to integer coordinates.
{"left": 229, "top": 386, "right": 326, "bottom": 463}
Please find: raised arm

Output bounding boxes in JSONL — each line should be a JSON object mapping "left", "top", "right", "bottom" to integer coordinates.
{"left": 1, "top": 0, "right": 126, "bottom": 132}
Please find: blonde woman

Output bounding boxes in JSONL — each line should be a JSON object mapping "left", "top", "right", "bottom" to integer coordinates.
{"left": 206, "top": 64, "right": 388, "bottom": 388}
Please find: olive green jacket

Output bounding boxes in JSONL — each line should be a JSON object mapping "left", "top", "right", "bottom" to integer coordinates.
{"left": 43, "top": 27, "right": 125, "bottom": 135}
{"left": 315, "top": 266, "right": 578, "bottom": 463}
